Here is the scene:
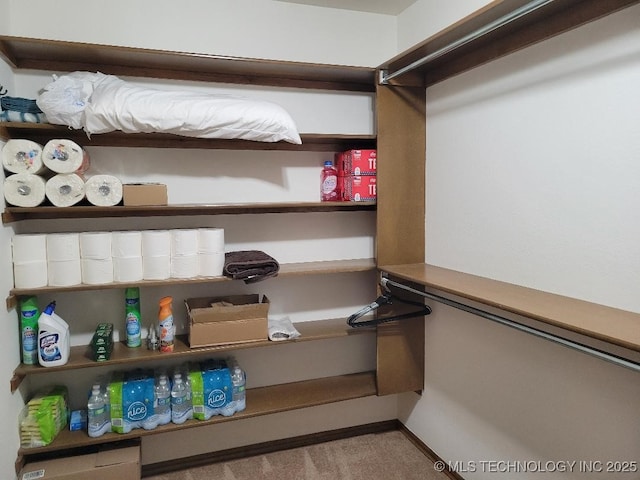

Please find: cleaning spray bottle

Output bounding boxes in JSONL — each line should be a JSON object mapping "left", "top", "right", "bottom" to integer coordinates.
{"left": 158, "top": 296, "right": 174, "bottom": 352}
{"left": 20, "top": 296, "right": 40, "bottom": 365}
{"left": 125, "top": 287, "right": 142, "bottom": 348}
{"left": 38, "top": 301, "right": 70, "bottom": 367}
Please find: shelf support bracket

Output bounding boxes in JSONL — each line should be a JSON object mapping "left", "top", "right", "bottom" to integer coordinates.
{"left": 6, "top": 294, "right": 17, "bottom": 311}
{"left": 11, "top": 372, "right": 25, "bottom": 393}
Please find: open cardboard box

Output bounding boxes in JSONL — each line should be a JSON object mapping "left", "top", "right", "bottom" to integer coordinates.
{"left": 19, "top": 444, "right": 140, "bottom": 480}
{"left": 186, "top": 294, "right": 269, "bottom": 348}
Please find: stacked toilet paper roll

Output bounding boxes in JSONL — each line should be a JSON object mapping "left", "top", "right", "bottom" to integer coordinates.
{"left": 2, "top": 139, "right": 46, "bottom": 174}
{"left": 142, "top": 230, "right": 171, "bottom": 280}
{"left": 42, "top": 139, "right": 90, "bottom": 174}
{"left": 46, "top": 173, "right": 85, "bottom": 207}
{"left": 198, "top": 228, "right": 225, "bottom": 277}
{"left": 3, "top": 173, "right": 47, "bottom": 207}
{"left": 112, "top": 231, "right": 143, "bottom": 282}
{"left": 12, "top": 234, "right": 48, "bottom": 288}
{"left": 85, "top": 175, "right": 123, "bottom": 207}
{"left": 170, "top": 229, "right": 199, "bottom": 278}
{"left": 47, "top": 233, "right": 82, "bottom": 286}
{"left": 80, "top": 232, "right": 114, "bottom": 284}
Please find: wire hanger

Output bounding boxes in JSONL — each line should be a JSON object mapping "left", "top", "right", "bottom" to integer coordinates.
{"left": 0, "top": 84, "right": 8, "bottom": 96}
{"left": 347, "top": 279, "right": 432, "bottom": 328}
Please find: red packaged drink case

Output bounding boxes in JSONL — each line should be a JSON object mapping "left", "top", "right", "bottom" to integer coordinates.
{"left": 337, "top": 149, "right": 377, "bottom": 175}
{"left": 320, "top": 160, "right": 340, "bottom": 201}
{"left": 342, "top": 174, "right": 376, "bottom": 202}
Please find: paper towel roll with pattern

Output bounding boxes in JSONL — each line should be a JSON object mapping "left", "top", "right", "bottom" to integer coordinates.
{"left": 42, "top": 139, "right": 90, "bottom": 174}
{"left": 85, "top": 175, "right": 123, "bottom": 206}
{"left": 3, "top": 173, "right": 46, "bottom": 207}
{"left": 46, "top": 173, "right": 85, "bottom": 207}
{"left": 2, "top": 139, "right": 47, "bottom": 174}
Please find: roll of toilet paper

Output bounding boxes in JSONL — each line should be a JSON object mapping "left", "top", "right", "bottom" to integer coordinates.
{"left": 142, "top": 230, "right": 171, "bottom": 257}
{"left": 80, "top": 232, "right": 112, "bottom": 260}
{"left": 2, "top": 139, "right": 46, "bottom": 174}
{"left": 199, "top": 252, "right": 225, "bottom": 277}
{"left": 48, "top": 259, "right": 82, "bottom": 286}
{"left": 198, "top": 228, "right": 224, "bottom": 253}
{"left": 171, "top": 253, "right": 198, "bottom": 279}
{"left": 82, "top": 258, "right": 114, "bottom": 284}
{"left": 42, "top": 139, "right": 90, "bottom": 174}
{"left": 12, "top": 234, "right": 48, "bottom": 263}
{"left": 171, "top": 229, "right": 199, "bottom": 256}
{"left": 46, "top": 173, "right": 85, "bottom": 207}
{"left": 143, "top": 255, "right": 171, "bottom": 280}
{"left": 46, "top": 233, "right": 80, "bottom": 262}
{"left": 3, "top": 173, "right": 46, "bottom": 207}
{"left": 85, "top": 175, "right": 123, "bottom": 207}
{"left": 112, "top": 231, "right": 142, "bottom": 257}
{"left": 13, "top": 260, "right": 48, "bottom": 288}
{"left": 113, "top": 256, "right": 143, "bottom": 282}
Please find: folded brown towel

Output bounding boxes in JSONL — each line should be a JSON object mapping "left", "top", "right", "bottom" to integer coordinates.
{"left": 224, "top": 250, "right": 280, "bottom": 284}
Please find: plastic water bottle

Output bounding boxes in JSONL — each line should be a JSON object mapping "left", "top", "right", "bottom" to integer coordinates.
{"left": 230, "top": 364, "right": 246, "bottom": 413}
{"left": 87, "top": 384, "right": 110, "bottom": 437}
{"left": 320, "top": 160, "right": 339, "bottom": 201}
{"left": 154, "top": 375, "right": 171, "bottom": 425}
{"left": 170, "top": 373, "right": 191, "bottom": 424}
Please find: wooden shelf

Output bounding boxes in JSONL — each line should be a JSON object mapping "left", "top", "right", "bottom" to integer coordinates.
{"left": 380, "top": 263, "right": 640, "bottom": 352}
{"left": 9, "top": 258, "right": 376, "bottom": 298}
{"left": 17, "top": 371, "right": 377, "bottom": 457}
{"left": 0, "top": 123, "right": 375, "bottom": 152}
{"left": 0, "top": 35, "right": 375, "bottom": 92}
{"left": 2, "top": 201, "right": 376, "bottom": 224}
{"left": 11, "top": 318, "right": 374, "bottom": 391}
{"left": 378, "top": 0, "right": 639, "bottom": 87}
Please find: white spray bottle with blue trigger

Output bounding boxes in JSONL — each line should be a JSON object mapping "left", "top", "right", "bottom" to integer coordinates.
{"left": 38, "top": 301, "right": 70, "bottom": 367}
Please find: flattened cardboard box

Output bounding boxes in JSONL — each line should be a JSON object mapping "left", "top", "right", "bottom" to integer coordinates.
{"left": 19, "top": 444, "right": 140, "bottom": 480}
{"left": 123, "top": 183, "right": 168, "bottom": 206}
{"left": 186, "top": 294, "right": 269, "bottom": 347}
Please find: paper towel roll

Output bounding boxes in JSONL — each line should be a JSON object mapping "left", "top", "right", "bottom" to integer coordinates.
{"left": 171, "top": 254, "right": 198, "bottom": 279}
{"left": 112, "top": 231, "right": 142, "bottom": 257}
{"left": 13, "top": 260, "right": 48, "bottom": 288}
{"left": 3, "top": 173, "right": 46, "bottom": 207}
{"left": 12, "top": 234, "right": 48, "bottom": 263}
{"left": 80, "top": 232, "right": 112, "bottom": 260}
{"left": 142, "top": 230, "right": 171, "bottom": 257}
{"left": 85, "top": 175, "right": 123, "bottom": 207}
{"left": 198, "top": 228, "right": 224, "bottom": 253}
{"left": 143, "top": 255, "right": 171, "bottom": 280}
{"left": 48, "top": 259, "right": 82, "bottom": 286}
{"left": 47, "top": 233, "right": 80, "bottom": 261}
{"left": 2, "top": 139, "right": 46, "bottom": 174}
{"left": 171, "top": 229, "right": 199, "bottom": 256}
{"left": 82, "top": 258, "right": 114, "bottom": 284}
{"left": 199, "top": 252, "right": 225, "bottom": 277}
{"left": 113, "top": 256, "right": 143, "bottom": 282}
{"left": 46, "top": 173, "right": 85, "bottom": 207}
{"left": 42, "top": 139, "right": 90, "bottom": 174}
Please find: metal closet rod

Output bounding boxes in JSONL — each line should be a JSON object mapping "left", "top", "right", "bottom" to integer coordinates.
{"left": 380, "top": 276, "right": 640, "bottom": 373}
{"left": 379, "top": 0, "right": 555, "bottom": 85}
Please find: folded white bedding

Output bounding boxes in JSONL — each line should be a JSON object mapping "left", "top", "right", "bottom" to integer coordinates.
{"left": 37, "top": 72, "right": 302, "bottom": 144}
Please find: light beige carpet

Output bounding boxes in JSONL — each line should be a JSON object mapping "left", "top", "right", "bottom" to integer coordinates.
{"left": 144, "top": 430, "right": 451, "bottom": 480}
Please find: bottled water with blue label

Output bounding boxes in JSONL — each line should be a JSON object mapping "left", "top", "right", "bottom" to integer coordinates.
{"left": 87, "top": 384, "right": 110, "bottom": 437}
{"left": 231, "top": 364, "right": 246, "bottom": 413}
{"left": 171, "top": 373, "right": 192, "bottom": 424}
{"left": 154, "top": 375, "right": 171, "bottom": 425}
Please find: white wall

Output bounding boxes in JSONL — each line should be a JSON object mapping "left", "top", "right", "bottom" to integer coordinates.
{"left": 0, "top": 1, "right": 398, "bottom": 478}
{"left": 399, "top": 3, "right": 640, "bottom": 480}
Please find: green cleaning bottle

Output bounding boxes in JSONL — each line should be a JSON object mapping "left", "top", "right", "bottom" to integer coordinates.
{"left": 125, "top": 287, "right": 142, "bottom": 347}
{"left": 20, "top": 296, "right": 40, "bottom": 365}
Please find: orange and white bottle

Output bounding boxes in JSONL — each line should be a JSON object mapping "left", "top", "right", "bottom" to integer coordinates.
{"left": 158, "top": 296, "right": 175, "bottom": 352}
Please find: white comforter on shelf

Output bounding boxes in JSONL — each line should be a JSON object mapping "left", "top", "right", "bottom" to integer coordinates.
{"left": 36, "top": 72, "right": 302, "bottom": 144}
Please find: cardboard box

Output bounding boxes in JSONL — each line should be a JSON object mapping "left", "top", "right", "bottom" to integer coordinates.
{"left": 19, "top": 444, "right": 140, "bottom": 480}
{"left": 186, "top": 294, "right": 269, "bottom": 347}
{"left": 341, "top": 174, "right": 377, "bottom": 202}
{"left": 123, "top": 183, "right": 168, "bottom": 206}
{"left": 336, "top": 149, "right": 377, "bottom": 175}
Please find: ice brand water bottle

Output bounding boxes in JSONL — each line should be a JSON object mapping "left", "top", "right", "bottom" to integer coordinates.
{"left": 155, "top": 375, "right": 171, "bottom": 425}
{"left": 87, "top": 384, "right": 110, "bottom": 437}
{"left": 320, "top": 160, "right": 339, "bottom": 201}
{"left": 231, "top": 364, "right": 246, "bottom": 413}
{"left": 171, "top": 373, "right": 191, "bottom": 424}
